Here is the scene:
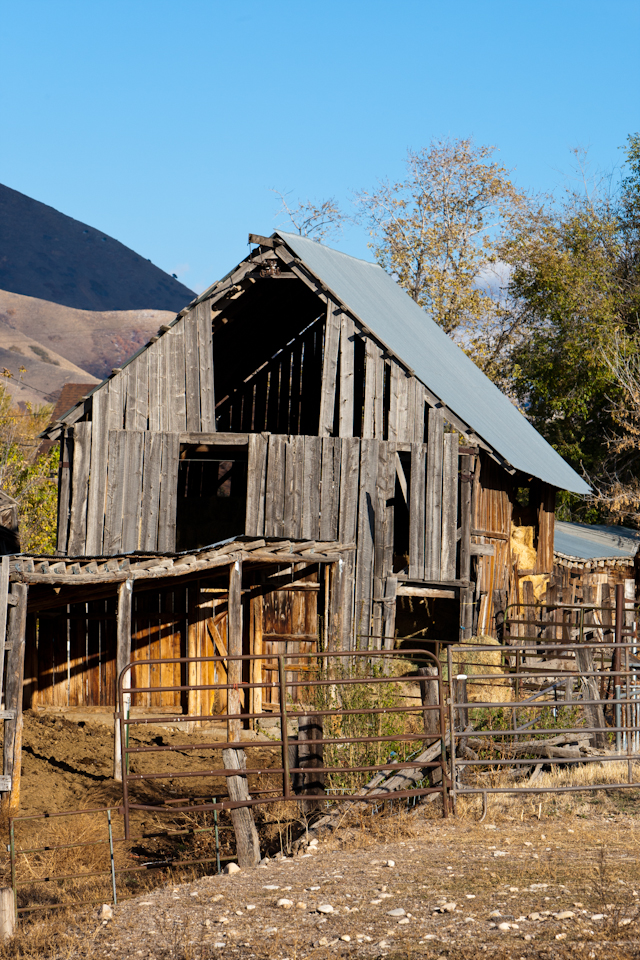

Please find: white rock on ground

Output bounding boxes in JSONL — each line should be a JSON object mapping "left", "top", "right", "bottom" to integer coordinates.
{"left": 317, "top": 904, "right": 334, "bottom": 914}
{"left": 99, "top": 905, "right": 113, "bottom": 921}
{"left": 387, "top": 908, "right": 405, "bottom": 917}
{"left": 276, "top": 899, "right": 293, "bottom": 909}
{"left": 224, "top": 863, "right": 241, "bottom": 875}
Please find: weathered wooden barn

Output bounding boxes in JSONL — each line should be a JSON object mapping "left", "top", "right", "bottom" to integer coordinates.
{"left": 0, "top": 231, "right": 592, "bottom": 810}
{"left": 28, "top": 231, "right": 589, "bottom": 695}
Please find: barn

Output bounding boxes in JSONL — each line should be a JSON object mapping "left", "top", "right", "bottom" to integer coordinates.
{"left": 0, "top": 231, "right": 590, "bottom": 810}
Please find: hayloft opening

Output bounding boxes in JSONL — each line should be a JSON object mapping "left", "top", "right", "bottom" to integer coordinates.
{"left": 176, "top": 443, "right": 248, "bottom": 550}
{"left": 212, "top": 277, "right": 326, "bottom": 434}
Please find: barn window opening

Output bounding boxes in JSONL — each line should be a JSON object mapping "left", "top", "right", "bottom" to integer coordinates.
{"left": 176, "top": 443, "right": 248, "bottom": 550}
{"left": 395, "top": 595, "right": 459, "bottom": 644}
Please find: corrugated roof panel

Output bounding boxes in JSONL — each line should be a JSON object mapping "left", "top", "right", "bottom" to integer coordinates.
{"left": 277, "top": 231, "right": 589, "bottom": 495}
{"left": 554, "top": 521, "right": 640, "bottom": 560}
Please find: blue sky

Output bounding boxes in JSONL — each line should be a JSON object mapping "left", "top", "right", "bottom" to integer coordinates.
{"left": 3, "top": 0, "right": 639, "bottom": 294}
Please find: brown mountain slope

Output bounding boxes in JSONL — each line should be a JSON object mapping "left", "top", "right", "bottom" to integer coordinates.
{"left": 0, "top": 183, "right": 196, "bottom": 312}
{"left": 0, "top": 320, "right": 99, "bottom": 408}
{"left": 0, "top": 288, "right": 175, "bottom": 382}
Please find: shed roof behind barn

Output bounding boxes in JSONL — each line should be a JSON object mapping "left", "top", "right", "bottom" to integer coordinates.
{"left": 554, "top": 520, "right": 640, "bottom": 560}
{"left": 277, "top": 232, "right": 589, "bottom": 495}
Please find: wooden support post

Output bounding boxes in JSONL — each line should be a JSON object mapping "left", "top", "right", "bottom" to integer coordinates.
{"left": 296, "top": 715, "right": 325, "bottom": 809}
{"left": 459, "top": 453, "right": 472, "bottom": 639}
{"left": 114, "top": 579, "right": 133, "bottom": 782}
{"left": 382, "top": 576, "right": 398, "bottom": 651}
{"left": 228, "top": 560, "right": 243, "bottom": 743}
{"left": 575, "top": 644, "right": 608, "bottom": 751}
{"left": 0, "top": 557, "right": 9, "bottom": 706}
{"left": 2, "top": 584, "right": 27, "bottom": 817}
{"left": 221, "top": 747, "right": 261, "bottom": 867}
{"left": 452, "top": 675, "right": 469, "bottom": 731}
{"left": 417, "top": 663, "right": 440, "bottom": 738}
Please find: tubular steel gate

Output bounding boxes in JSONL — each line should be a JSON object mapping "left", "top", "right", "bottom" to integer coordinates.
{"left": 447, "top": 589, "right": 640, "bottom": 814}
{"left": 117, "top": 648, "right": 449, "bottom": 838}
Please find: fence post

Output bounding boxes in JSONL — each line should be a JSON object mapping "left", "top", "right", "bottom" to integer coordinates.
{"left": 278, "top": 656, "right": 291, "bottom": 798}
{"left": 0, "top": 888, "right": 14, "bottom": 940}
{"left": 114, "top": 580, "right": 133, "bottom": 782}
{"left": 447, "top": 646, "right": 457, "bottom": 814}
{"left": 107, "top": 809, "right": 117, "bottom": 906}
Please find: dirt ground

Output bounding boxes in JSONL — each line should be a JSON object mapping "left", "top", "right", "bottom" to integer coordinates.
{"left": 5, "top": 710, "right": 640, "bottom": 959}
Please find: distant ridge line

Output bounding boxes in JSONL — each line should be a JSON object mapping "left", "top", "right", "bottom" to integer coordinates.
{"left": 0, "top": 183, "right": 196, "bottom": 312}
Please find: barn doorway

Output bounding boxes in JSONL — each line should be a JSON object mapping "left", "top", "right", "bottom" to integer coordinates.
{"left": 176, "top": 442, "right": 248, "bottom": 550}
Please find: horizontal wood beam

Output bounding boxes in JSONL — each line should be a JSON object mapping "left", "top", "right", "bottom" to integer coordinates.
{"left": 396, "top": 585, "right": 458, "bottom": 599}
{"left": 180, "top": 432, "right": 252, "bottom": 446}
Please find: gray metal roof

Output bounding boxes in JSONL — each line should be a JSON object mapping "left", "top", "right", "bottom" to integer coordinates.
{"left": 554, "top": 521, "right": 640, "bottom": 560}
{"left": 277, "top": 231, "right": 590, "bottom": 495}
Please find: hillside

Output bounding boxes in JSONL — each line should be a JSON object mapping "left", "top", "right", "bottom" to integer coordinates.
{"left": 0, "top": 287, "right": 175, "bottom": 384}
{"left": 0, "top": 318, "right": 99, "bottom": 408}
{"left": 0, "top": 183, "right": 196, "bottom": 312}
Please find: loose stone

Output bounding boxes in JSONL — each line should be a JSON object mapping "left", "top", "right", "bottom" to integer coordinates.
{"left": 224, "top": 863, "right": 241, "bottom": 875}
{"left": 317, "top": 904, "right": 334, "bottom": 914}
{"left": 276, "top": 899, "right": 293, "bottom": 909}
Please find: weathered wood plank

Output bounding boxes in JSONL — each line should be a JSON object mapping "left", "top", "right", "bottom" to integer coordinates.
{"left": 440, "top": 432, "right": 459, "bottom": 581}
{"left": 320, "top": 437, "right": 341, "bottom": 541}
{"left": 197, "top": 302, "right": 216, "bottom": 431}
{"left": 380, "top": 441, "right": 396, "bottom": 578}
{"left": 107, "top": 372, "right": 124, "bottom": 431}
{"left": 409, "top": 443, "right": 426, "bottom": 579}
{"left": 245, "top": 433, "right": 268, "bottom": 537}
{"left": 302, "top": 436, "right": 321, "bottom": 540}
{"left": 289, "top": 435, "right": 304, "bottom": 539}
{"left": 396, "top": 369, "right": 410, "bottom": 442}
{"left": 338, "top": 437, "right": 360, "bottom": 546}
{"left": 124, "top": 356, "right": 148, "bottom": 431}
{"left": 56, "top": 429, "right": 73, "bottom": 554}
{"left": 373, "top": 346, "right": 385, "bottom": 440}
{"left": 362, "top": 339, "right": 376, "bottom": 439}
{"left": 157, "top": 433, "right": 180, "bottom": 552}
{"left": 337, "top": 437, "right": 360, "bottom": 649}
{"left": 413, "top": 381, "right": 426, "bottom": 443}
{"left": 405, "top": 377, "right": 416, "bottom": 442}
{"left": 121, "top": 431, "right": 145, "bottom": 553}
{"left": 382, "top": 575, "right": 398, "bottom": 651}
{"left": 339, "top": 313, "right": 355, "bottom": 437}
{"left": 104, "top": 431, "right": 127, "bottom": 555}
{"left": 459, "top": 453, "right": 472, "bottom": 637}
{"left": 67, "top": 422, "right": 92, "bottom": 555}
{"left": 184, "top": 311, "right": 201, "bottom": 432}
{"left": 388, "top": 362, "right": 400, "bottom": 442}
{"left": 140, "top": 432, "right": 163, "bottom": 551}
{"left": 170, "top": 326, "right": 187, "bottom": 433}
{"left": 283, "top": 436, "right": 297, "bottom": 536}
{"left": 148, "top": 339, "right": 162, "bottom": 432}
{"left": 424, "top": 406, "right": 444, "bottom": 580}
{"left": 264, "top": 435, "right": 285, "bottom": 537}
{"left": 319, "top": 303, "right": 340, "bottom": 437}
{"left": 354, "top": 439, "right": 378, "bottom": 649}
{"left": 86, "top": 388, "right": 108, "bottom": 553}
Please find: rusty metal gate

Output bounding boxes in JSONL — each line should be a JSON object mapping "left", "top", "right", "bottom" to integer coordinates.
{"left": 116, "top": 648, "right": 449, "bottom": 836}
